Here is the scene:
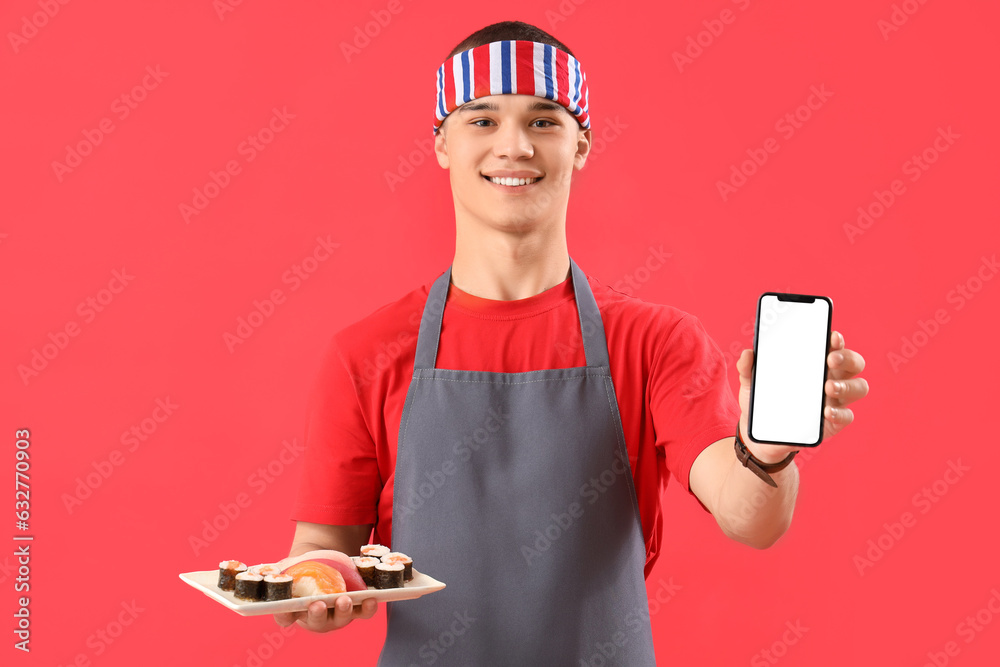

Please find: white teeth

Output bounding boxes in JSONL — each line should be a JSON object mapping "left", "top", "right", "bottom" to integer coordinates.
{"left": 487, "top": 176, "right": 539, "bottom": 186}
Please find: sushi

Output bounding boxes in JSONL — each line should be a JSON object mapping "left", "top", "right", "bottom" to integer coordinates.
{"left": 283, "top": 560, "right": 347, "bottom": 597}
{"left": 352, "top": 556, "right": 380, "bottom": 586}
{"left": 277, "top": 550, "right": 367, "bottom": 592}
{"left": 210, "top": 547, "right": 408, "bottom": 604}
{"left": 218, "top": 560, "right": 247, "bottom": 591}
{"left": 382, "top": 553, "right": 413, "bottom": 582}
{"left": 234, "top": 571, "right": 264, "bottom": 601}
{"left": 360, "top": 544, "right": 390, "bottom": 559}
{"left": 248, "top": 563, "right": 282, "bottom": 577}
{"left": 263, "top": 574, "right": 293, "bottom": 601}
{"left": 374, "top": 562, "right": 404, "bottom": 589}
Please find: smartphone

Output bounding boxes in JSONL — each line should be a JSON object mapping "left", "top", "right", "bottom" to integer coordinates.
{"left": 748, "top": 292, "right": 833, "bottom": 447}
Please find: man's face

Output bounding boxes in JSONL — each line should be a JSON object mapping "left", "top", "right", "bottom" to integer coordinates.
{"left": 434, "top": 94, "right": 592, "bottom": 233}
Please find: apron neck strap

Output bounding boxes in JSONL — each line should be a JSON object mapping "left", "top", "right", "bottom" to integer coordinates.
{"left": 413, "top": 256, "right": 610, "bottom": 370}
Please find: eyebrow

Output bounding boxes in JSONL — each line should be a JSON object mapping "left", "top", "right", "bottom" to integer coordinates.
{"left": 456, "top": 100, "right": 566, "bottom": 114}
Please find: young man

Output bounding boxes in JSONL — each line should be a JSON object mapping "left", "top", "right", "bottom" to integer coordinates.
{"left": 275, "top": 20, "right": 868, "bottom": 664}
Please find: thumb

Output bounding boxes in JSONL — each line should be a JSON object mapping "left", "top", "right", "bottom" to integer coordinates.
{"left": 736, "top": 348, "right": 753, "bottom": 379}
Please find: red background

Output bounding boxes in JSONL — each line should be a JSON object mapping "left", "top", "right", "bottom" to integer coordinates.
{"left": 4, "top": 1, "right": 999, "bottom": 665}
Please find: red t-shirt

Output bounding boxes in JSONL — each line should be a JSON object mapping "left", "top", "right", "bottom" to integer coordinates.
{"left": 290, "top": 269, "right": 740, "bottom": 578}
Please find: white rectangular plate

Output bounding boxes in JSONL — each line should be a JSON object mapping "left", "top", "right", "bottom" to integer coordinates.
{"left": 179, "top": 568, "right": 446, "bottom": 617}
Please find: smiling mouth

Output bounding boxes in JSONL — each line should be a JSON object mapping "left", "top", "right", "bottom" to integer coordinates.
{"left": 482, "top": 175, "right": 543, "bottom": 187}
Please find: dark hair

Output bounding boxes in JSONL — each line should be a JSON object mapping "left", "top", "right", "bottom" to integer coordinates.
{"left": 445, "top": 20, "right": 574, "bottom": 60}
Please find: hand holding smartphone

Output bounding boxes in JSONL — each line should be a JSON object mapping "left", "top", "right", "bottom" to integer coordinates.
{"left": 748, "top": 293, "right": 833, "bottom": 447}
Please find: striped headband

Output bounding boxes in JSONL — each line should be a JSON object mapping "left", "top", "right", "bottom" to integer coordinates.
{"left": 433, "top": 40, "right": 590, "bottom": 135}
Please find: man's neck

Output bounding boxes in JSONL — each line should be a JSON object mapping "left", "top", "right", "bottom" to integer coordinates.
{"left": 450, "top": 222, "right": 571, "bottom": 301}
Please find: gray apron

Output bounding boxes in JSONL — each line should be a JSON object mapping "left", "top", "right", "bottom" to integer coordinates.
{"left": 378, "top": 257, "right": 656, "bottom": 666}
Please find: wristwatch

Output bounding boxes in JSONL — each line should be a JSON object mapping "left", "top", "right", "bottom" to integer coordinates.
{"left": 733, "top": 423, "right": 798, "bottom": 488}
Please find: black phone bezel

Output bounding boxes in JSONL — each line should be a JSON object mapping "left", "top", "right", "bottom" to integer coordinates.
{"left": 747, "top": 292, "right": 833, "bottom": 447}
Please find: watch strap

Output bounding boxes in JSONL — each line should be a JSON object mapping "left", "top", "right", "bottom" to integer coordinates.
{"left": 734, "top": 423, "right": 798, "bottom": 488}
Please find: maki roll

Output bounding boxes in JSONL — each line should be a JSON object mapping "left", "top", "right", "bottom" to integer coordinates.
{"left": 263, "top": 573, "right": 293, "bottom": 601}
{"left": 360, "top": 544, "right": 390, "bottom": 559}
{"left": 352, "top": 556, "right": 380, "bottom": 587}
{"left": 218, "top": 560, "right": 247, "bottom": 591}
{"left": 249, "top": 563, "right": 282, "bottom": 577}
{"left": 382, "top": 553, "right": 413, "bottom": 582}
{"left": 374, "top": 562, "right": 404, "bottom": 589}
{"left": 234, "top": 571, "right": 264, "bottom": 601}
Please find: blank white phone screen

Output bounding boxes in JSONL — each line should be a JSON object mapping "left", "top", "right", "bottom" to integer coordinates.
{"left": 751, "top": 295, "right": 830, "bottom": 444}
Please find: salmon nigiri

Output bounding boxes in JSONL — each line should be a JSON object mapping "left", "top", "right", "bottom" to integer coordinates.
{"left": 281, "top": 560, "right": 346, "bottom": 597}
{"left": 277, "top": 550, "right": 367, "bottom": 592}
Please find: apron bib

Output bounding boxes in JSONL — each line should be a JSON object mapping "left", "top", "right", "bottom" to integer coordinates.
{"left": 378, "top": 257, "right": 656, "bottom": 665}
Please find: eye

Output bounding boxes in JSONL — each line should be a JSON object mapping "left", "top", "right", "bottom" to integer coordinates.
{"left": 469, "top": 119, "right": 558, "bottom": 128}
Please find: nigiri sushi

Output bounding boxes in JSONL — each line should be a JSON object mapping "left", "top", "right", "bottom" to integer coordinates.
{"left": 276, "top": 550, "right": 367, "bottom": 592}
{"left": 282, "top": 560, "right": 346, "bottom": 597}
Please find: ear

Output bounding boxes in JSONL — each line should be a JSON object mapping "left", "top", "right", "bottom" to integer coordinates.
{"left": 434, "top": 126, "right": 450, "bottom": 169}
{"left": 573, "top": 127, "right": 593, "bottom": 170}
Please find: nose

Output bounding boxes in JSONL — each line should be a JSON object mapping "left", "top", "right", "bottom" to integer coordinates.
{"left": 492, "top": 121, "right": 534, "bottom": 160}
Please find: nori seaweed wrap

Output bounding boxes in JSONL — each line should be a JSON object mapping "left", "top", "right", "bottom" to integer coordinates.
{"left": 374, "top": 562, "right": 404, "bottom": 589}
{"left": 263, "top": 574, "right": 293, "bottom": 600}
{"left": 218, "top": 560, "right": 247, "bottom": 591}
{"left": 234, "top": 571, "right": 264, "bottom": 601}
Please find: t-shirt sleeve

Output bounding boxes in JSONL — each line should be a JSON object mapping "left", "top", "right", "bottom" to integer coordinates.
{"left": 290, "top": 335, "right": 381, "bottom": 526}
{"left": 650, "top": 313, "right": 741, "bottom": 513}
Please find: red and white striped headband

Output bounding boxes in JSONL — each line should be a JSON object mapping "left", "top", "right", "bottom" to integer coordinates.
{"left": 433, "top": 40, "right": 590, "bottom": 135}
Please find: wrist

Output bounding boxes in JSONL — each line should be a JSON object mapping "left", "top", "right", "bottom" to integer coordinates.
{"left": 745, "top": 443, "right": 793, "bottom": 466}
{"left": 733, "top": 422, "right": 798, "bottom": 488}
{"left": 739, "top": 423, "right": 797, "bottom": 464}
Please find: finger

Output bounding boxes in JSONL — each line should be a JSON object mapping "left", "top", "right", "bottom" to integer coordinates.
{"left": 824, "top": 405, "right": 854, "bottom": 426}
{"left": 736, "top": 349, "right": 752, "bottom": 379}
{"left": 826, "top": 377, "right": 870, "bottom": 405}
{"left": 297, "top": 600, "right": 336, "bottom": 632}
{"left": 273, "top": 611, "right": 298, "bottom": 628}
{"left": 828, "top": 348, "right": 866, "bottom": 379}
{"left": 330, "top": 595, "right": 355, "bottom": 629}
{"left": 355, "top": 597, "right": 379, "bottom": 620}
{"left": 830, "top": 330, "right": 845, "bottom": 351}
